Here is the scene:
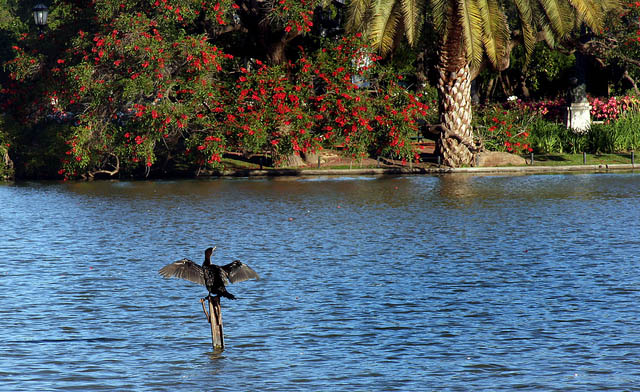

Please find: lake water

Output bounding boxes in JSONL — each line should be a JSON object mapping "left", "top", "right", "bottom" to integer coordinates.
{"left": 1, "top": 173, "right": 639, "bottom": 391}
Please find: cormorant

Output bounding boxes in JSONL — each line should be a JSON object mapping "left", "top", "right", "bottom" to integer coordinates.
{"left": 159, "top": 247, "right": 259, "bottom": 299}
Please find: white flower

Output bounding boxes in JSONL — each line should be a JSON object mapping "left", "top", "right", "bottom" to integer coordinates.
{"left": 507, "top": 95, "right": 518, "bottom": 102}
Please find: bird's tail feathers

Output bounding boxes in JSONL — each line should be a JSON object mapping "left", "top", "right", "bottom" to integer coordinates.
{"left": 220, "top": 290, "right": 236, "bottom": 300}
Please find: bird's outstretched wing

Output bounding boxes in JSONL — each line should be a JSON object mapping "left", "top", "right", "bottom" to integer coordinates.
{"left": 158, "top": 258, "right": 205, "bottom": 286}
{"left": 221, "top": 260, "right": 260, "bottom": 284}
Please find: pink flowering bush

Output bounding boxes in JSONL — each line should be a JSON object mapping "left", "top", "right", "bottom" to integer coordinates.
{"left": 589, "top": 96, "right": 640, "bottom": 123}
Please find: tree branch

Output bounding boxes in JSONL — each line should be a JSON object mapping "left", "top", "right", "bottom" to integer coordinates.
{"left": 87, "top": 153, "right": 120, "bottom": 179}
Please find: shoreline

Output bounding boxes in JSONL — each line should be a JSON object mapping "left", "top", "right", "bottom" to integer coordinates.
{"left": 214, "top": 163, "right": 638, "bottom": 177}
{"left": 3, "top": 163, "right": 637, "bottom": 182}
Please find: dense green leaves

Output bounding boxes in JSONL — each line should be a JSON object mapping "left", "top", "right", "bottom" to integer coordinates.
{"left": 2, "top": 1, "right": 430, "bottom": 178}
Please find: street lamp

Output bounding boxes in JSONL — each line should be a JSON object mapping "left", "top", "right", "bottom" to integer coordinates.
{"left": 33, "top": 3, "right": 49, "bottom": 32}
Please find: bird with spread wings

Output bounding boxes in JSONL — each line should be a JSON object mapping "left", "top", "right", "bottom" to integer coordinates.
{"left": 159, "top": 247, "right": 259, "bottom": 300}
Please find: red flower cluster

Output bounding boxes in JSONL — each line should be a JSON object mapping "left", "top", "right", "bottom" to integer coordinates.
{"left": 478, "top": 104, "right": 533, "bottom": 153}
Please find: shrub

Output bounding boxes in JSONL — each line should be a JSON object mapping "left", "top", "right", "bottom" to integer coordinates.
{"left": 587, "top": 110, "right": 640, "bottom": 153}
{"left": 474, "top": 102, "right": 534, "bottom": 154}
{"left": 527, "top": 118, "right": 570, "bottom": 154}
{"left": 589, "top": 96, "right": 640, "bottom": 123}
{"left": 494, "top": 96, "right": 640, "bottom": 154}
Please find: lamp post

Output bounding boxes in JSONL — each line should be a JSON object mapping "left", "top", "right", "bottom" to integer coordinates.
{"left": 33, "top": 3, "right": 49, "bottom": 32}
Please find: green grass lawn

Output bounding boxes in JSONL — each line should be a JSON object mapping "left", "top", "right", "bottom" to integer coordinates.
{"left": 529, "top": 153, "right": 636, "bottom": 166}
{"left": 221, "top": 157, "right": 263, "bottom": 169}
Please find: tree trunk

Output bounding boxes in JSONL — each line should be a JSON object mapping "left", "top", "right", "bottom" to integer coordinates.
{"left": 622, "top": 70, "right": 639, "bottom": 95}
{"left": 435, "top": 3, "right": 476, "bottom": 168}
{"left": 436, "top": 63, "right": 475, "bottom": 167}
{"left": 267, "top": 39, "right": 287, "bottom": 65}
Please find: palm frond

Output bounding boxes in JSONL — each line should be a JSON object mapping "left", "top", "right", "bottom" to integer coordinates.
{"left": 400, "top": 0, "right": 426, "bottom": 46}
{"left": 429, "top": 0, "right": 449, "bottom": 34}
{"left": 478, "top": 0, "right": 509, "bottom": 68}
{"left": 457, "top": 0, "right": 484, "bottom": 67}
{"left": 370, "top": 1, "right": 403, "bottom": 55}
{"left": 538, "top": 0, "right": 567, "bottom": 36}
{"left": 565, "top": 0, "right": 602, "bottom": 30}
{"left": 513, "top": 0, "right": 537, "bottom": 56}
{"left": 346, "top": 0, "right": 375, "bottom": 33}
{"left": 540, "top": 22, "right": 556, "bottom": 47}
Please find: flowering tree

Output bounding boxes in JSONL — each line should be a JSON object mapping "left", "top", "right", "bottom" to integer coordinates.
{"left": 3, "top": 0, "right": 429, "bottom": 179}
{"left": 225, "top": 0, "right": 323, "bottom": 64}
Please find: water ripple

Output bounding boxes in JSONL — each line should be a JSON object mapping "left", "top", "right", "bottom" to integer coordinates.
{"left": 1, "top": 174, "right": 640, "bottom": 390}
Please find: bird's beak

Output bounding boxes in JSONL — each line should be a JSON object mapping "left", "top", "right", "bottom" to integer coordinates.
{"left": 212, "top": 246, "right": 217, "bottom": 252}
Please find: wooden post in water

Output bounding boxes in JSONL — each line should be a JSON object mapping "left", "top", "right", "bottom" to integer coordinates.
{"left": 209, "top": 295, "right": 224, "bottom": 350}
{"left": 201, "top": 295, "right": 224, "bottom": 350}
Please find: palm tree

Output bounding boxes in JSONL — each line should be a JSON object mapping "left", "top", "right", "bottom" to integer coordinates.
{"left": 347, "top": 0, "right": 622, "bottom": 167}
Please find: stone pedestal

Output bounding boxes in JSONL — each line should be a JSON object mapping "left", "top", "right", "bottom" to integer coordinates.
{"left": 566, "top": 102, "right": 591, "bottom": 134}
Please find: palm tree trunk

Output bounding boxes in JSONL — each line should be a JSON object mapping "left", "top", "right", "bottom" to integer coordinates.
{"left": 436, "top": 63, "right": 475, "bottom": 167}
{"left": 435, "top": 2, "right": 477, "bottom": 168}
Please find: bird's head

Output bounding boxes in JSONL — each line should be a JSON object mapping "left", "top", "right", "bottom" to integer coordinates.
{"left": 205, "top": 246, "right": 216, "bottom": 258}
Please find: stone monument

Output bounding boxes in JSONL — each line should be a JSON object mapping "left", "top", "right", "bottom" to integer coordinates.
{"left": 565, "top": 57, "right": 591, "bottom": 134}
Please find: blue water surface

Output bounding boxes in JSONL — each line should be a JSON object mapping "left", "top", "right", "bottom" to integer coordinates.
{"left": 0, "top": 173, "right": 639, "bottom": 391}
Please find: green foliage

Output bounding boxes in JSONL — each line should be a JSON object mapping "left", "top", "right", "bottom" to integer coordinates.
{"left": 509, "top": 43, "right": 575, "bottom": 98}
{"left": 474, "top": 102, "right": 534, "bottom": 153}
{"left": 475, "top": 98, "right": 640, "bottom": 156}
{"left": 587, "top": 2, "right": 640, "bottom": 95}
{"left": 5, "top": 118, "right": 68, "bottom": 179}
{"left": 0, "top": 1, "right": 27, "bottom": 72}
{"left": 524, "top": 102, "right": 640, "bottom": 155}
{"left": 419, "top": 84, "right": 440, "bottom": 124}
{"left": 0, "top": 114, "right": 14, "bottom": 180}
{"left": 1, "top": 0, "right": 630, "bottom": 178}
{"left": 527, "top": 118, "right": 569, "bottom": 153}
{"left": 587, "top": 111, "right": 640, "bottom": 153}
